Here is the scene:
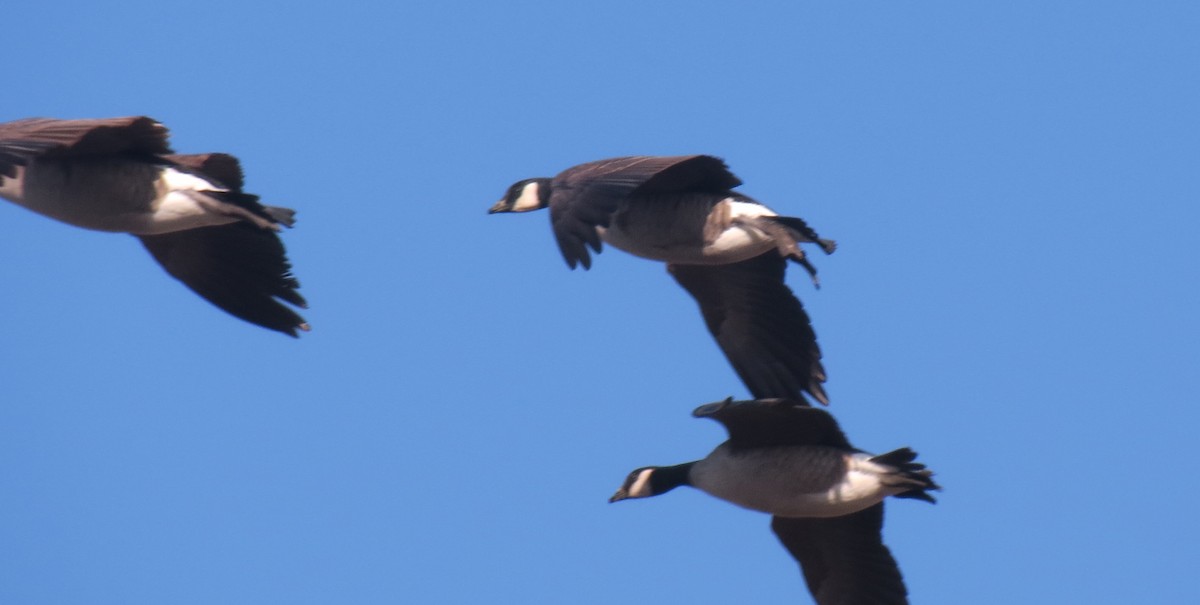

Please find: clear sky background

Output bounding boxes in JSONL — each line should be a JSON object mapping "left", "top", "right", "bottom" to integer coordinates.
{"left": 2, "top": 2, "right": 1197, "bottom": 604}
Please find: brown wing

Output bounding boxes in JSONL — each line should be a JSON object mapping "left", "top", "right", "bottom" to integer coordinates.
{"left": 0, "top": 117, "right": 170, "bottom": 178}
{"left": 670, "top": 252, "right": 828, "bottom": 405}
{"left": 771, "top": 505, "right": 910, "bottom": 605}
{"left": 548, "top": 155, "right": 740, "bottom": 269}
{"left": 692, "top": 398, "right": 850, "bottom": 449}
{"left": 138, "top": 223, "right": 308, "bottom": 336}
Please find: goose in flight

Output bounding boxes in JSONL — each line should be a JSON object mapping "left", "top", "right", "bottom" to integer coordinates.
{"left": 490, "top": 156, "right": 835, "bottom": 403}
{"left": 611, "top": 397, "right": 939, "bottom": 605}
{"left": 0, "top": 116, "right": 308, "bottom": 336}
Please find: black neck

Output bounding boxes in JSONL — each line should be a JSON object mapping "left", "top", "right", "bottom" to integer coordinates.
{"left": 652, "top": 462, "right": 697, "bottom": 494}
{"left": 534, "top": 177, "right": 552, "bottom": 206}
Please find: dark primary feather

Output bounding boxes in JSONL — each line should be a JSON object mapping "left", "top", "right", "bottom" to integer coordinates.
{"left": 139, "top": 223, "right": 307, "bottom": 336}
{"left": 771, "top": 505, "right": 909, "bottom": 605}
{"left": 693, "top": 398, "right": 850, "bottom": 449}
{"left": 548, "top": 155, "right": 740, "bottom": 269}
{"left": 0, "top": 117, "right": 170, "bottom": 178}
{"left": 670, "top": 252, "right": 828, "bottom": 405}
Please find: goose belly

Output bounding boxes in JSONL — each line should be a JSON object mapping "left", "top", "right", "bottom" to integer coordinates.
{"left": 599, "top": 198, "right": 778, "bottom": 265}
{"left": 15, "top": 160, "right": 241, "bottom": 234}
{"left": 691, "top": 447, "right": 892, "bottom": 519}
{"left": 14, "top": 158, "right": 161, "bottom": 232}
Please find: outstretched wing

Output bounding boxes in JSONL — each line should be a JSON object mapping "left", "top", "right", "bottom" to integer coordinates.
{"left": 0, "top": 117, "right": 170, "bottom": 178}
{"left": 671, "top": 252, "right": 828, "bottom": 405}
{"left": 771, "top": 505, "right": 910, "bottom": 605}
{"left": 692, "top": 398, "right": 850, "bottom": 449}
{"left": 138, "top": 223, "right": 308, "bottom": 336}
{"left": 548, "top": 155, "right": 740, "bottom": 269}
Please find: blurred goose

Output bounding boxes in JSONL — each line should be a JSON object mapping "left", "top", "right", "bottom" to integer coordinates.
{"left": 490, "top": 156, "right": 835, "bottom": 404}
{"left": 610, "top": 397, "right": 939, "bottom": 605}
{"left": 0, "top": 116, "right": 308, "bottom": 336}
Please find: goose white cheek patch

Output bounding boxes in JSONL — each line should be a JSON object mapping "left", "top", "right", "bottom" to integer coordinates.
{"left": 511, "top": 181, "right": 543, "bottom": 212}
{"left": 627, "top": 469, "right": 656, "bottom": 498}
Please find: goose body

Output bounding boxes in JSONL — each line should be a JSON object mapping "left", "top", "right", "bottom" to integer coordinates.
{"left": 689, "top": 443, "right": 923, "bottom": 519}
{"left": 0, "top": 117, "right": 307, "bottom": 336}
{"left": 599, "top": 194, "right": 785, "bottom": 265}
{"left": 490, "top": 156, "right": 835, "bottom": 404}
{"left": 3, "top": 158, "right": 277, "bottom": 235}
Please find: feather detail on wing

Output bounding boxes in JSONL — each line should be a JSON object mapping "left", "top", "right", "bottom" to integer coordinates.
{"left": 671, "top": 253, "right": 828, "bottom": 405}
{"left": 0, "top": 117, "right": 170, "bottom": 178}
{"left": 549, "top": 155, "right": 739, "bottom": 268}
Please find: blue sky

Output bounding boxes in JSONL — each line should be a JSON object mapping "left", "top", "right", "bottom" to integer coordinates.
{"left": 2, "top": 2, "right": 1197, "bottom": 603}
